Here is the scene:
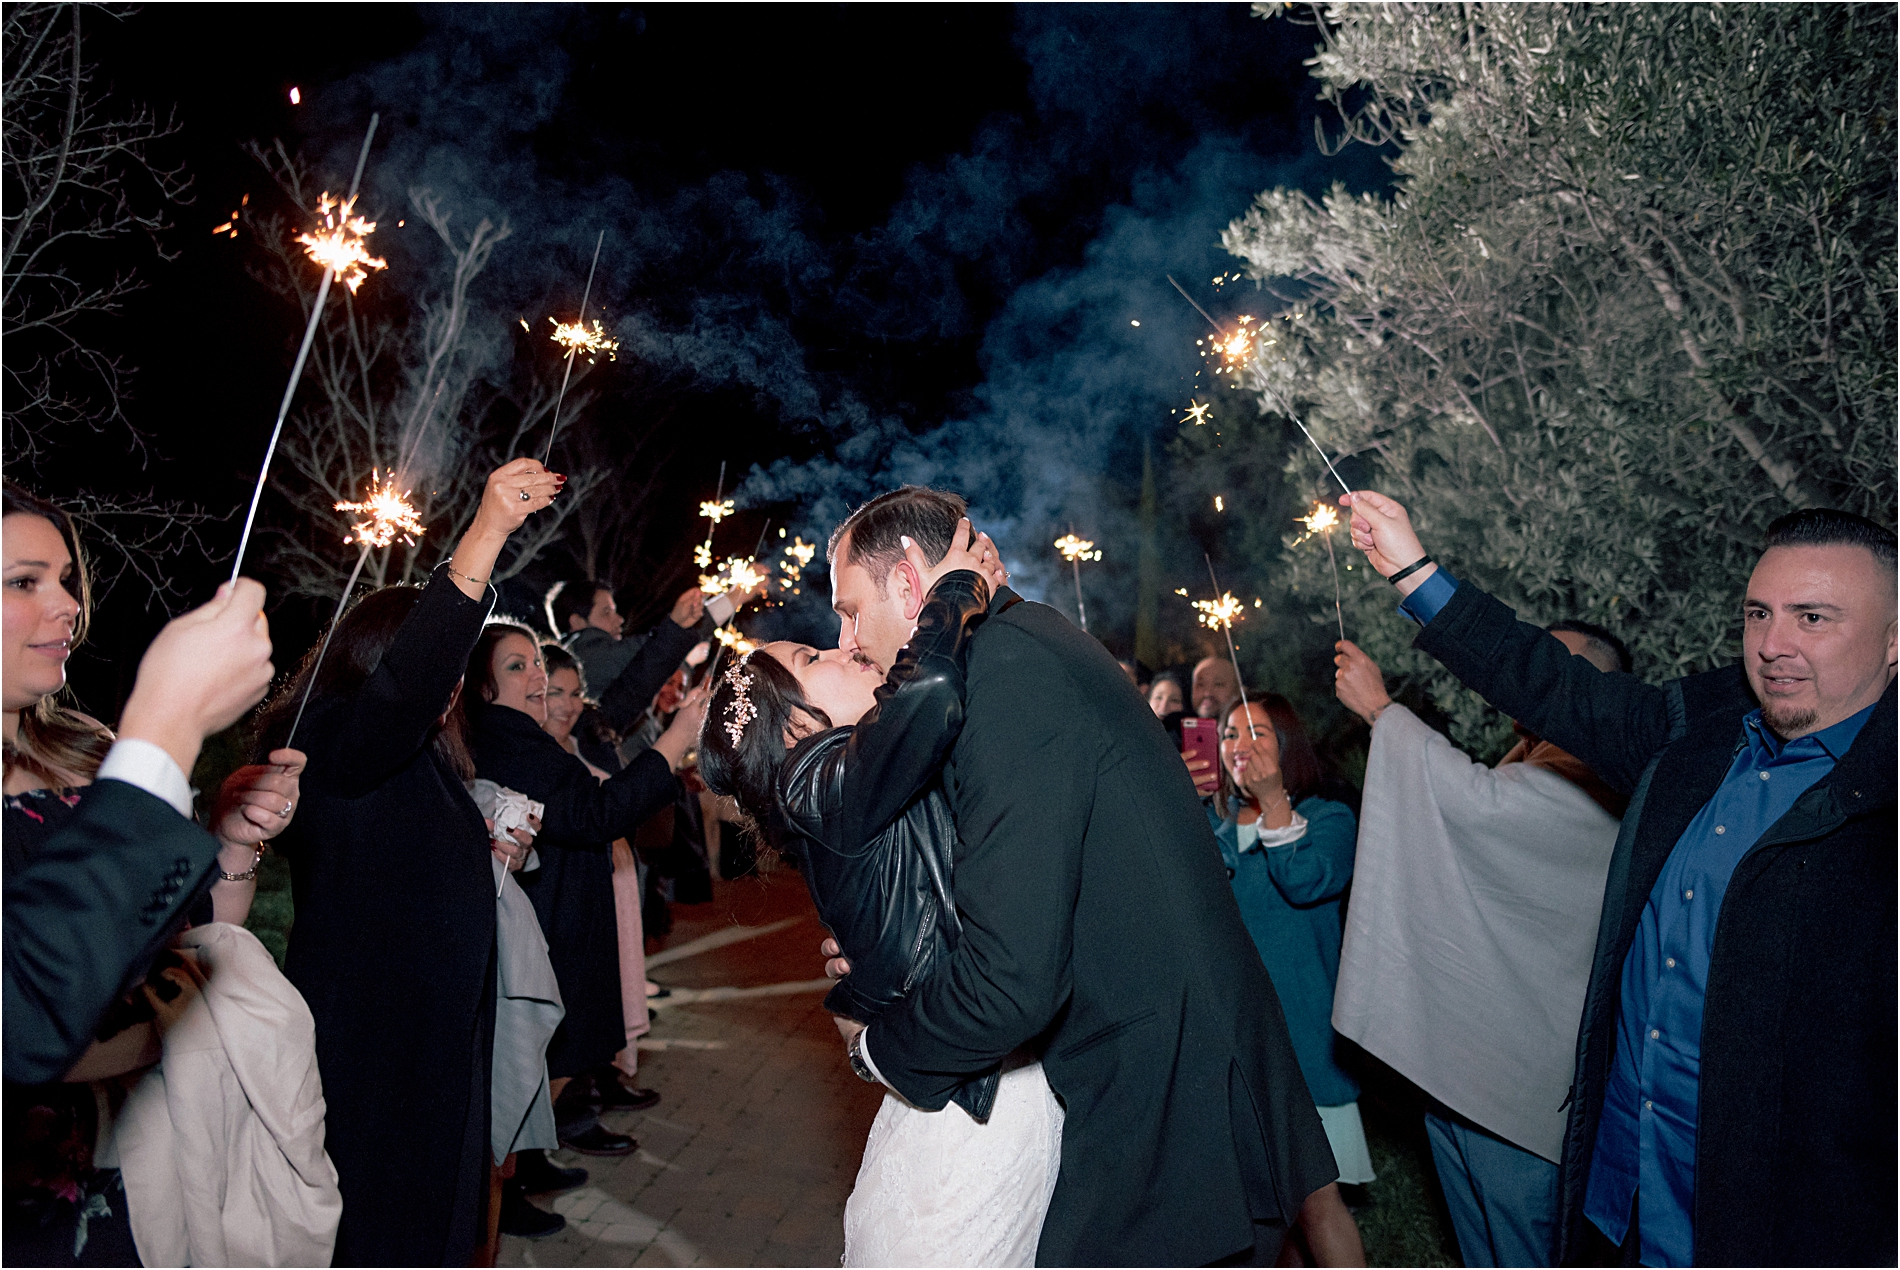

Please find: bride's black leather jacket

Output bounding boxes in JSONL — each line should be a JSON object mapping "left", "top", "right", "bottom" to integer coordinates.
{"left": 777, "top": 568, "right": 1000, "bottom": 1119}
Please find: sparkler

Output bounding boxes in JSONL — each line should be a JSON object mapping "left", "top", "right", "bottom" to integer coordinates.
{"left": 778, "top": 535, "right": 816, "bottom": 596}
{"left": 230, "top": 113, "right": 380, "bottom": 584}
{"left": 695, "top": 461, "right": 730, "bottom": 571}
{"left": 1198, "top": 554, "right": 1258, "bottom": 740}
{"left": 541, "top": 229, "right": 606, "bottom": 464}
{"left": 700, "top": 556, "right": 767, "bottom": 598}
{"left": 285, "top": 474, "right": 424, "bottom": 747}
{"left": 1054, "top": 531, "right": 1102, "bottom": 631}
{"left": 548, "top": 316, "right": 618, "bottom": 364}
{"left": 1296, "top": 501, "right": 1348, "bottom": 642}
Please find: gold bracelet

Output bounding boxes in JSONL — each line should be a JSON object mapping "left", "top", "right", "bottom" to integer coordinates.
{"left": 445, "top": 564, "right": 491, "bottom": 588}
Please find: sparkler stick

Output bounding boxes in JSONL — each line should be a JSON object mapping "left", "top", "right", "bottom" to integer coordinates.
{"left": 284, "top": 472, "right": 424, "bottom": 747}
{"left": 230, "top": 114, "right": 381, "bottom": 583}
{"left": 1202, "top": 553, "right": 1257, "bottom": 740}
{"left": 542, "top": 229, "right": 606, "bottom": 464}
{"left": 1053, "top": 531, "right": 1101, "bottom": 631}
{"left": 1296, "top": 502, "right": 1348, "bottom": 643}
{"left": 1286, "top": 409, "right": 1355, "bottom": 498}
{"left": 1167, "top": 274, "right": 1224, "bottom": 336}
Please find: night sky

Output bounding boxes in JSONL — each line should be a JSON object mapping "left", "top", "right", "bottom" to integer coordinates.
{"left": 49, "top": 3, "right": 1386, "bottom": 715}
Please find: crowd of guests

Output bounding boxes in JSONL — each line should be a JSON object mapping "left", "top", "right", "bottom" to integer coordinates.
{"left": 4, "top": 453, "right": 1894, "bottom": 1268}
{"left": 2, "top": 460, "right": 764, "bottom": 1263}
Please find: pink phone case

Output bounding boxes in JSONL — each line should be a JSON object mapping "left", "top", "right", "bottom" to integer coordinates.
{"left": 1180, "top": 717, "right": 1219, "bottom": 768}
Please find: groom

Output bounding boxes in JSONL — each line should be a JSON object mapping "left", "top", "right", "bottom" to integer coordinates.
{"left": 826, "top": 486, "right": 1337, "bottom": 1266}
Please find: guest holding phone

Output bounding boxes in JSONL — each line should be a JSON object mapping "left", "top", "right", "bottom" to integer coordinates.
{"left": 1207, "top": 695, "right": 1368, "bottom": 1268}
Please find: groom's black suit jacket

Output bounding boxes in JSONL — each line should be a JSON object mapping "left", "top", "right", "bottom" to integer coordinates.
{"left": 866, "top": 589, "right": 1338, "bottom": 1266}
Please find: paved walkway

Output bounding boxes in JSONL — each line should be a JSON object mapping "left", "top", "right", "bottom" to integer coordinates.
{"left": 500, "top": 871, "right": 882, "bottom": 1268}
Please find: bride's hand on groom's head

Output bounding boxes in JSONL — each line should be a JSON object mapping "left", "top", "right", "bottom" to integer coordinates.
{"left": 902, "top": 518, "right": 1007, "bottom": 597}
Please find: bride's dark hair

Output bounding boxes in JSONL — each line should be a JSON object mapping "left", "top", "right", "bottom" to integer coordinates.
{"left": 697, "top": 650, "right": 832, "bottom": 853}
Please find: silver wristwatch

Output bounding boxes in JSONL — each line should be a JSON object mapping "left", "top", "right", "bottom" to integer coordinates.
{"left": 847, "top": 1029, "right": 879, "bottom": 1084}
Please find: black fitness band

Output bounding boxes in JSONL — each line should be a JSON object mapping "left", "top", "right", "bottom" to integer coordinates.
{"left": 1387, "top": 555, "right": 1435, "bottom": 586}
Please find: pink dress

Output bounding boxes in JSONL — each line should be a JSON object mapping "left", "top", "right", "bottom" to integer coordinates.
{"left": 572, "top": 749, "right": 650, "bottom": 1076}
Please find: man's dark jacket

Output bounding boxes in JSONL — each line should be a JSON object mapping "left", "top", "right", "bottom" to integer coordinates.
{"left": 865, "top": 589, "right": 1338, "bottom": 1267}
{"left": 1415, "top": 582, "right": 1896, "bottom": 1267}
{"left": 3, "top": 781, "right": 222, "bottom": 1084}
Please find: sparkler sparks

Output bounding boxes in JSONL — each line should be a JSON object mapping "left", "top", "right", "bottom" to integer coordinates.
{"left": 713, "top": 625, "right": 758, "bottom": 656}
{"left": 700, "top": 556, "right": 767, "bottom": 598}
{"left": 1183, "top": 400, "right": 1211, "bottom": 426}
{"left": 699, "top": 498, "right": 737, "bottom": 527}
{"left": 1053, "top": 534, "right": 1101, "bottom": 563}
{"left": 334, "top": 473, "right": 425, "bottom": 549}
{"left": 1293, "top": 501, "right": 1340, "bottom": 544}
{"left": 295, "top": 193, "right": 387, "bottom": 294}
{"left": 549, "top": 316, "right": 619, "bottom": 364}
{"left": 1192, "top": 591, "right": 1247, "bottom": 632}
{"left": 777, "top": 536, "right": 816, "bottom": 595}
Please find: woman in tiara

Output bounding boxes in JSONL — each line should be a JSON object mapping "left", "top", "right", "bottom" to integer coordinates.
{"left": 697, "top": 521, "right": 1060, "bottom": 1269}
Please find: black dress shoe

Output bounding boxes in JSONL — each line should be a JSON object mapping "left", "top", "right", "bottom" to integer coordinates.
{"left": 498, "top": 1181, "right": 566, "bottom": 1240}
{"left": 593, "top": 1079, "right": 661, "bottom": 1111}
{"left": 560, "top": 1124, "right": 637, "bottom": 1156}
{"left": 514, "top": 1148, "right": 588, "bottom": 1195}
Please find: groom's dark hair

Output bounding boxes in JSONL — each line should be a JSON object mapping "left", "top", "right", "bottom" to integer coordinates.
{"left": 828, "top": 485, "right": 968, "bottom": 596}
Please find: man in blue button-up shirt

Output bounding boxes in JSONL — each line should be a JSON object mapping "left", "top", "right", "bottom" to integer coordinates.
{"left": 1335, "top": 494, "right": 1896, "bottom": 1266}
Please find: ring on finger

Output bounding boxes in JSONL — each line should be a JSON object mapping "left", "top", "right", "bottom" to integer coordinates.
{"left": 518, "top": 489, "right": 531, "bottom": 502}
{"left": 280, "top": 801, "right": 294, "bottom": 817}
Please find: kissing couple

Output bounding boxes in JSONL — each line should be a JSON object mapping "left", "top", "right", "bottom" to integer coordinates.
{"left": 698, "top": 487, "right": 1338, "bottom": 1267}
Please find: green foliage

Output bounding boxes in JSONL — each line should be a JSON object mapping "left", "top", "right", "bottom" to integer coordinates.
{"left": 1222, "top": 3, "right": 1896, "bottom": 751}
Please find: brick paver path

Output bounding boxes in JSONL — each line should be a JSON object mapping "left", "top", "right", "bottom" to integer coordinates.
{"left": 500, "top": 870, "right": 881, "bottom": 1268}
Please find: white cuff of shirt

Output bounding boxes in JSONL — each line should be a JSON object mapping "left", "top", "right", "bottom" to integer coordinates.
{"left": 706, "top": 593, "right": 737, "bottom": 626}
{"left": 1236, "top": 810, "right": 1308, "bottom": 853}
{"left": 857, "top": 1028, "right": 892, "bottom": 1090}
{"left": 96, "top": 738, "right": 194, "bottom": 819}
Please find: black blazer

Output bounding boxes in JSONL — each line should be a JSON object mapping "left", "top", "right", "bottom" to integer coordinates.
{"left": 277, "top": 567, "right": 498, "bottom": 1267}
{"left": 469, "top": 702, "right": 678, "bottom": 1076}
{"left": 778, "top": 570, "right": 999, "bottom": 1119}
{"left": 1414, "top": 580, "right": 1896, "bottom": 1267}
{"left": 863, "top": 589, "right": 1338, "bottom": 1267}
{"left": 2, "top": 780, "right": 221, "bottom": 1085}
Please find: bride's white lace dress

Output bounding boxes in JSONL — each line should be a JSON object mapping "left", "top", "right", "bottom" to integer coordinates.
{"left": 842, "top": 1056, "right": 1063, "bottom": 1267}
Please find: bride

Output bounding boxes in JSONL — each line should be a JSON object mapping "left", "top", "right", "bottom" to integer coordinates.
{"left": 697, "top": 522, "right": 1060, "bottom": 1268}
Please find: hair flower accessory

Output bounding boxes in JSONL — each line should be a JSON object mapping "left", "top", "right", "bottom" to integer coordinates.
{"left": 722, "top": 657, "right": 757, "bottom": 747}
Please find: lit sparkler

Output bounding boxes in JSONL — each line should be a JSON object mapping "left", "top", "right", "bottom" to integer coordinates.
{"left": 549, "top": 316, "right": 619, "bottom": 364}
{"left": 230, "top": 114, "right": 381, "bottom": 584}
{"left": 1296, "top": 501, "right": 1347, "bottom": 642}
{"left": 287, "top": 469, "right": 423, "bottom": 746}
{"left": 542, "top": 229, "right": 606, "bottom": 464}
{"left": 295, "top": 192, "right": 388, "bottom": 294}
{"left": 1054, "top": 531, "right": 1101, "bottom": 631}
{"left": 694, "top": 461, "right": 730, "bottom": 572}
{"left": 700, "top": 556, "right": 767, "bottom": 598}
{"left": 714, "top": 625, "right": 758, "bottom": 656}
{"left": 1197, "top": 554, "right": 1259, "bottom": 739}
{"left": 335, "top": 472, "right": 426, "bottom": 549}
{"left": 778, "top": 535, "right": 816, "bottom": 596}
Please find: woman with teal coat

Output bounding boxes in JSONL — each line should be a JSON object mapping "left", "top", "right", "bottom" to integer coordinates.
{"left": 1208, "top": 693, "right": 1370, "bottom": 1267}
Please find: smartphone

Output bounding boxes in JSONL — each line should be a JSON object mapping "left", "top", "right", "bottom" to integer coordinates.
{"left": 1180, "top": 716, "right": 1220, "bottom": 770}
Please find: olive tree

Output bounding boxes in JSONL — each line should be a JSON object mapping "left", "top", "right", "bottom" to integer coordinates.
{"left": 1222, "top": 2, "right": 1896, "bottom": 752}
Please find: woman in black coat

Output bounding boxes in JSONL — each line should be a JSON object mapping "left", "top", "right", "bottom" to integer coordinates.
{"left": 463, "top": 622, "right": 705, "bottom": 1148}
{"left": 253, "top": 459, "right": 560, "bottom": 1267}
